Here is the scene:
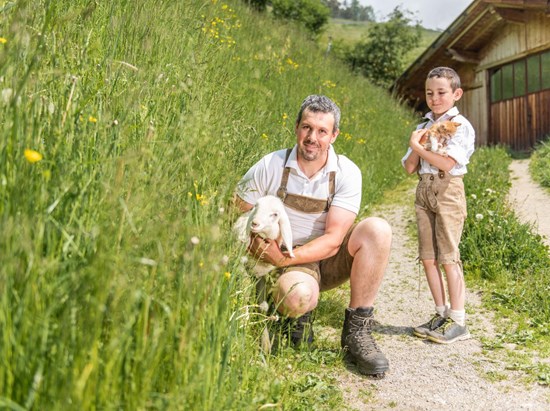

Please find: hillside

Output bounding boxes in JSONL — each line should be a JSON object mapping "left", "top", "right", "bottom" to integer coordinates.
{"left": 0, "top": 1, "right": 417, "bottom": 409}
{"left": 320, "top": 17, "right": 441, "bottom": 67}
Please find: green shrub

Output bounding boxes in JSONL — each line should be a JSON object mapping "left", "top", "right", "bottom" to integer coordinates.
{"left": 271, "top": 0, "right": 330, "bottom": 35}
{"left": 530, "top": 138, "right": 550, "bottom": 190}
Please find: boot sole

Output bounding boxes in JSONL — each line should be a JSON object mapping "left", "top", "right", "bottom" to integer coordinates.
{"left": 344, "top": 352, "right": 389, "bottom": 377}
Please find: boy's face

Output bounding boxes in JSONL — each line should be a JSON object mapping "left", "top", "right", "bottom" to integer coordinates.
{"left": 425, "top": 76, "right": 463, "bottom": 119}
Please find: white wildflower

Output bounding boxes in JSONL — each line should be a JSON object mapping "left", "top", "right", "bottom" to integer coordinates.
{"left": 259, "top": 301, "right": 269, "bottom": 312}
{"left": 2, "top": 88, "right": 13, "bottom": 104}
{"left": 190, "top": 236, "right": 200, "bottom": 245}
{"left": 470, "top": 194, "right": 477, "bottom": 200}
{"left": 475, "top": 214, "right": 484, "bottom": 221}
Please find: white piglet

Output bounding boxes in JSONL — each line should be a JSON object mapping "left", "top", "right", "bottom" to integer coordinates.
{"left": 235, "top": 195, "right": 295, "bottom": 277}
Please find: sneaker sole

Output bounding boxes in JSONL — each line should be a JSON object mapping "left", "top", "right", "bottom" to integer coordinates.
{"left": 427, "top": 331, "right": 471, "bottom": 344}
{"left": 413, "top": 329, "right": 429, "bottom": 339}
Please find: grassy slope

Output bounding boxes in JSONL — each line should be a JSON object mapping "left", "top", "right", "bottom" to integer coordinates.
{"left": 0, "top": 1, "right": 416, "bottom": 409}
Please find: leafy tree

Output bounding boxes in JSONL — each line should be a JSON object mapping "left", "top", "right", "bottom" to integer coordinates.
{"left": 271, "top": 0, "right": 330, "bottom": 35}
{"left": 344, "top": 7, "right": 421, "bottom": 87}
{"left": 330, "top": 0, "right": 375, "bottom": 22}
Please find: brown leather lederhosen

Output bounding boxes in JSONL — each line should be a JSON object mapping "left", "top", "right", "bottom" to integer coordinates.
{"left": 276, "top": 148, "right": 336, "bottom": 213}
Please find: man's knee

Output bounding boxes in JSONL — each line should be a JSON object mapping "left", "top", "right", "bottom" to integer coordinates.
{"left": 350, "top": 217, "right": 392, "bottom": 251}
{"left": 274, "top": 272, "right": 319, "bottom": 317}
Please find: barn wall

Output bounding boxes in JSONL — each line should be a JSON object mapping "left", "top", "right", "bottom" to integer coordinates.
{"left": 461, "top": 11, "right": 550, "bottom": 148}
{"left": 481, "top": 11, "right": 550, "bottom": 66}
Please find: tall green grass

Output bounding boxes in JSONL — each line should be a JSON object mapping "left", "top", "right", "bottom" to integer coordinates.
{"left": 530, "top": 139, "right": 550, "bottom": 190}
{"left": 0, "top": 0, "right": 416, "bottom": 409}
{"left": 461, "top": 147, "right": 550, "bottom": 383}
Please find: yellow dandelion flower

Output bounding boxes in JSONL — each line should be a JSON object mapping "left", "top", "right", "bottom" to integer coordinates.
{"left": 261, "top": 133, "right": 268, "bottom": 140}
{"left": 282, "top": 113, "right": 288, "bottom": 120}
{"left": 0, "top": 37, "right": 7, "bottom": 44}
{"left": 224, "top": 271, "right": 231, "bottom": 279}
{"left": 24, "top": 149, "right": 43, "bottom": 163}
{"left": 88, "top": 116, "right": 97, "bottom": 123}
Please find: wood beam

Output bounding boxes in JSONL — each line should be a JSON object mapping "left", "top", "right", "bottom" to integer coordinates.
{"left": 494, "top": 8, "right": 526, "bottom": 23}
{"left": 446, "top": 48, "right": 481, "bottom": 64}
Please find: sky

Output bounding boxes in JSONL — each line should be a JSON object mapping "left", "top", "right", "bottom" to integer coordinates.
{"left": 360, "top": 1, "right": 475, "bottom": 31}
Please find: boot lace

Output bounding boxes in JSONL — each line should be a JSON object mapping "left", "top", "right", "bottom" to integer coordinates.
{"left": 349, "top": 317, "right": 381, "bottom": 354}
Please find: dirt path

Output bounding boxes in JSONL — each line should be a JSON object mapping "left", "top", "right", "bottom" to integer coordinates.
{"left": 334, "top": 191, "right": 550, "bottom": 410}
{"left": 508, "top": 159, "right": 550, "bottom": 248}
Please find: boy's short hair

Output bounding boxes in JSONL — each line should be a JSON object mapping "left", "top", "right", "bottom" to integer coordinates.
{"left": 427, "top": 67, "right": 461, "bottom": 91}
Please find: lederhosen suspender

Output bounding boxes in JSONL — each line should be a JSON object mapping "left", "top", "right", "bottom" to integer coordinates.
{"left": 276, "top": 148, "right": 336, "bottom": 213}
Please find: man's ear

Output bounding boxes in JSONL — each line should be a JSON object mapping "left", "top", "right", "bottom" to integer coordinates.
{"left": 330, "top": 129, "right": 339, "bottom": 144}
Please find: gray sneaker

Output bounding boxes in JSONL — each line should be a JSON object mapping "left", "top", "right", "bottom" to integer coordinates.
{"left": 413, "top": 314, "right": 446, "bottom": 338}
{"left": 427, "top": 317, "right": 471, "bottom": 344}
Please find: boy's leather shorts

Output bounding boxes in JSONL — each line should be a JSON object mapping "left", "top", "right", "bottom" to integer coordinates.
{"left": 415, "top": 172, "right": 466, "bottom": 264}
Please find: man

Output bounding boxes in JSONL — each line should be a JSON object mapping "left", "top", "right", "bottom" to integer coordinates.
{"left": 235, "top": 95, "right": 391, "bottom": 376}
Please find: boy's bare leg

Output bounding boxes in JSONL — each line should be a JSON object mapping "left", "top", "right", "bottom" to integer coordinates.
{"left": 422, "top": 259, "right": 446, "bottom": 307}
{"left": 443, "top": 263, "right": 465, "bottom": 310}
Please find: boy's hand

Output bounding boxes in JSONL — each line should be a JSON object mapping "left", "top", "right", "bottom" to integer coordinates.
{"left": 410, "top": 128, "right": 428, "bottom": 149}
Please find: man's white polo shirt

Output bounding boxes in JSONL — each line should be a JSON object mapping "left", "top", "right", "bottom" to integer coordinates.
{"left": 237, "top": 145, "right": 361, "bottom": 245}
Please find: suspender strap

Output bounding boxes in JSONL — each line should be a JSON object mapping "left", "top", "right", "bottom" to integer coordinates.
{"left": 276, "top": 148, "right": 336, "bottom": 213}
{"left": 326, "top": 171, "right": 335, "bottom": 211}
{"left": 276, "top": 149, "right": 292, "bottom": 201}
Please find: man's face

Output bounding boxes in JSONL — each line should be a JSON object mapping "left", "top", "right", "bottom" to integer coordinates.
{"left": 295, "top": 109, "right": 338, "bottom": 162}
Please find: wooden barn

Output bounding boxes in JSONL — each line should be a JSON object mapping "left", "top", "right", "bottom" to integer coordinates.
{"left": 393, "top": 0, "right": 550, "bottom": 152}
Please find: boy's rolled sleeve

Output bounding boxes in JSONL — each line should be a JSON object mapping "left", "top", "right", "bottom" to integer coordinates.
{"left": 446, "top": 124, "right": 474, "bottom": 166}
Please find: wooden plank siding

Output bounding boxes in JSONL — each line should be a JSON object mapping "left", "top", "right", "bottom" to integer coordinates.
{"left": 529, "top": 89, "right": 550, "bottom": 144}
{"left": 490, "top": 89, "right": 550, "bottom": 151}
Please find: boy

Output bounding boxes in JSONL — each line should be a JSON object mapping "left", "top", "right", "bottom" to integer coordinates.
{"left": 402, "top": 67, "right": 475, "bottom": 344}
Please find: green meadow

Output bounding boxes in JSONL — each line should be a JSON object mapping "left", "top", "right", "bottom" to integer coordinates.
{"left": 1, "top": 1, "right": 548, "bottom": 409}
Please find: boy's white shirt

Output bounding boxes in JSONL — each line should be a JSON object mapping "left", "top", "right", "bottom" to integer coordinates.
{"left": 401, "top": 107, "right": 476, "bottom": 176}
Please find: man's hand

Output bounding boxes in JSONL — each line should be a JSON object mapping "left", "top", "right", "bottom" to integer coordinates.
{"left": 247, "top": 235, "right": 288, "bottom": 267}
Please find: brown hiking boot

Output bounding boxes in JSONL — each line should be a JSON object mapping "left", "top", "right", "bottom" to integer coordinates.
{"left": 268, "top": 311, "right": 314, "bottom": 355}
{"left": 341, "top": 307, "right": 389, "bottom": 377}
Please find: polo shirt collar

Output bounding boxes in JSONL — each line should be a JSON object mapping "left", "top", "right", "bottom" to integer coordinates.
{"left": 286, "top": 144, "right": 338, "bottom": 176}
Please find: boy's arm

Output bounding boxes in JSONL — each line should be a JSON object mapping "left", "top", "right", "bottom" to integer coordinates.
{"left": 408, "top": 128, "right": 457, "bottom": 172}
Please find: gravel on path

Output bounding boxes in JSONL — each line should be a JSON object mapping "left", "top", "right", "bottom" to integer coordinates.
{"left": 334, "top": 196, "right": 550, "bottom": 410}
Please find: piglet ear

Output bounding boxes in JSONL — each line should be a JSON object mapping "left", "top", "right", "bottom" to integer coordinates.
{"left": 278, "top": 211, "right": 294, "bottom": 258}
